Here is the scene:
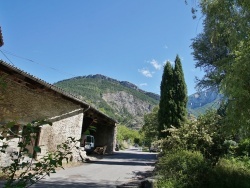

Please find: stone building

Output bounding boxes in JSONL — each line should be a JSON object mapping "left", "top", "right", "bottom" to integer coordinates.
{"left": 0, "top": 60, "right": 116, "bottom": 165}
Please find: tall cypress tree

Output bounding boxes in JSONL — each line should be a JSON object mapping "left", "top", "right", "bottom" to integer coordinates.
{"left": 173, "top": 55, "right": 187, "bottom": 128}
{"left": 158, "top": 61, "right": 174, "bottom": 138}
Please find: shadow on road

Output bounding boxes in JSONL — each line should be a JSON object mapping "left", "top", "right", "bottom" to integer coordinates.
{"left": 31, "top": 180, "right": 119, "bottom": 188}
{"left": 0, "top": 180, "right": 121, "bottom": 188}
{"left": 94, "top": 160, "right": 155, "bottom": 166}
{"left": 91, "top": 150, "right": 157, "bottom": 160}
{"left": 87, "top": 150, "right": 157, "bottom": 166}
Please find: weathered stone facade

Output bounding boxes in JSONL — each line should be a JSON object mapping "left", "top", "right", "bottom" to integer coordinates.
{"left": 0, "top": 77, "right": 83, "bottom": 124}
{"left": 38, "top": 109, "right": 84, "bottom": 160}
{"left": 0, "top": 60, "right": 116, "bottom": 167}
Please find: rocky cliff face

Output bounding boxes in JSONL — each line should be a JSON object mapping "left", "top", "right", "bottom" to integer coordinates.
{"left": 55, "top": 74, "right": 159, "bottom": 129}
{"left": 102, "top": 91, "right": 153, "bottom": 129}
{"left": 55, "top": 74, "right": 223, "bottom": 128}
{"left": 188, "top": 88, "right": 222, "bottom": 109}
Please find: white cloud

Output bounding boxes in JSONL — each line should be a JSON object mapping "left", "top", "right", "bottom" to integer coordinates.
{"left": 150, "top": 59, "right": 161, "bottom": 70}
{"left": 139, "top": 83, "right": 148, "bottom": 86}
{"left": 138, "top": 68, "right": 153, "bottom": 77}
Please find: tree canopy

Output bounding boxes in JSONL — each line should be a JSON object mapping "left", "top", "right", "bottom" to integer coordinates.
{"left": 158, "top": 56, "right": 187, "bottom": 138}
{"left": 191, "top": 0, "right": 250, "bottom": 133}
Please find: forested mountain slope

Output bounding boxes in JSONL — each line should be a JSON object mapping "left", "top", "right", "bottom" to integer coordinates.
{"left": 54, "top": 74, "right": 222, "bottom": 129}
{"left": 54, "top": 74, "right": 159, "bottom": 129}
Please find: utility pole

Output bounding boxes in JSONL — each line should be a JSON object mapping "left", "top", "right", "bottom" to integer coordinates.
{"left": 0, "top": 27, "right": 4, "bottom": 47}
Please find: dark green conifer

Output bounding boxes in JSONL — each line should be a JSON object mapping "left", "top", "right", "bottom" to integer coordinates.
{"left": 158, "top": 61, "right": 174, "bottom": 138}
{"left": 173, "top": 55, "right": 187, "bottom": 128}
{"left": 158, "top": 55, "right": 187, "bottom": 138}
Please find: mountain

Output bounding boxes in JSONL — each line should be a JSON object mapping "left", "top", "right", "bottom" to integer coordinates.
{"left": 187, "top": 88, "right": 223, "bottom": 117}
{"left": 54, "top": 74, "right": 159, "bottom": 129}
{"left": 54, "top": 74, "right": 222, "bottom": 129}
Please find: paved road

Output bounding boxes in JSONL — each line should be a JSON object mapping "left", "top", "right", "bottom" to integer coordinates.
{"left": 29, "top": 148, "right": 157, "bottom": 188}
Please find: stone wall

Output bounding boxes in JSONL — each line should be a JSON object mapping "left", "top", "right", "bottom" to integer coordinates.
{"left": 0, "top": 68, "right": 116, "bottom": 166}
{"left": 0, "top": 75, "right": 85, "bottom": 165}
{"left": 38, "top": 109, "right": 83, "bottom": 161}
{"left": 0, "top": 77, "right": 82, "bottom": 124}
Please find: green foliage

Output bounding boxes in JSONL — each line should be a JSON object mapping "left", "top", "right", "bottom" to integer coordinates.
{"left": 157, "top": 150, "right": 208, "bottom": 188}
{"left": 116, "top": 125, "right": 142, "bottom": 149}
{"left": 141, "top": 106, "right": 159, "bottom": 147}
{"left": 158, "top": 56, "right": 187, "bottom": 138}
{"left": 236, "top": 138, "right": 250, "bottom": 156}
{"left": 192, "top": 0, "right": 250, "bottom": 132}
{"left": 54, "top": 76, "right": 158, "bottom": 129}
{"left": 158, "top": 61, "right": 174, "bottom": 138}
{"left": 0, "top": 121, "right": 80, "bottom": 188}
{"left": 163, "top": 110, "right": 228, "bottom": 164}
{"left": 221, "top": 38, "right": 250, "bottom": 133}
{"left": 156, "top": 107, "right": 250, "bottom": 187}
{"left": 84, "top": 125, "right": 96, "bottom": 135}
{"left": 173, "top": 55, "right": 187, "bottom": 128}
{"left": 207, "top": 156, "right": 250, "bottom": 188}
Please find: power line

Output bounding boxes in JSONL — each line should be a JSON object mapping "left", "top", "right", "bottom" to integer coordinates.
{"left": 0, "top": 49, "right": 78, "bottom": 78}
{"left": 0, "top": 49, "right": 15, "bottom": 66}
{"left": 2, "top": 49, "right": 34, "bottom": 62}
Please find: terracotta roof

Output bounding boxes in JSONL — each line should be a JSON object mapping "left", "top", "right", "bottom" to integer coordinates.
{"left": 0, "top": 60, "right": 117, "bottom": 124}
{"left": 0, "top": 27, "right": 3, "bottom": 47}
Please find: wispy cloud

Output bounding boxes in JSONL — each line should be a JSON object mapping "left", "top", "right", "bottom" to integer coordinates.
{"left": 150, "top": 59, "right": 162, "bottom": 70}
{"left": 138, "top": 68, "right": 153, "bottom": 77}
{"left": 139, "top": 83, "right": 148, "bottom": 87}
{"left": 164, "top": 45, "right": 168, "bottom": 49}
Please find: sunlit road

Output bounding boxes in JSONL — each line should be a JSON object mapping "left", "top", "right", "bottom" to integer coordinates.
{"left": 31, "top": 148, "right": 157, "bottom": 188}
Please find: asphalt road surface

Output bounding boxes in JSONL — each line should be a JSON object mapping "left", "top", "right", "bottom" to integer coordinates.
{"left": 28, "top": 148, "right": 157, "bottom": 188}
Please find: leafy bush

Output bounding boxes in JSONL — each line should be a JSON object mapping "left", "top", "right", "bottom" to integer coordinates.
{"left": 116, "top": 125, "right": 142, "bottom": 149}
{"left": 162, "top": 110, "right": 229, "bottom": 165}
{"left": 141, "top": 106, "right": 159, "bottom": 147}
{"left": 236, "top": 138, "right": 250, "bottom": 156}
{"left": 207, "top": 157, "right": 250, "bottom": 188}
{"left": 156, "top": 150, "right": 208, "bottom": 188}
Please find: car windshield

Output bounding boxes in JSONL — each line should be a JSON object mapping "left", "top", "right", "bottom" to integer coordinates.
{"left": 86, "top": 136, "right": 92, "bottom": 142}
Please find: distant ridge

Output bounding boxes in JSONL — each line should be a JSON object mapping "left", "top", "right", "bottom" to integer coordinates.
{"left": 55, "top": 74, "right": 159, "bottom": 129}
{"left": 187, "top": 87, "right": 223, "bottom": 117}
{"left": 57, "top": 74, "right": 160, "bottom": 101}
{"left": 55, "top": 74, "right": 223, "bottom": 128}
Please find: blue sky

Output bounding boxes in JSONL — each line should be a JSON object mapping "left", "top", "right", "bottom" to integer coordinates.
{"left": 0, "top": 1, "right": 203, "bottom": 95}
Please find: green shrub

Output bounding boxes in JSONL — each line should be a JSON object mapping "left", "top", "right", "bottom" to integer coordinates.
{"left": 156, "top": 150, "right": 208, "bottom": 188}
{"left": 162, "top": 110, "right": 229, "bottom": 165}
{"left": 207, "top": 157, "right": 250, "bottom": 188}
{"left": 236, "top": 138, "right": 250, "bottom": 156}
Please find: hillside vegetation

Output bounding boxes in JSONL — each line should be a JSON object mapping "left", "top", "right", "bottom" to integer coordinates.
{"left": 55, "top": 74, "right": 221, "bottom": 128}
{"left": 55, "top": 74, "right": 159, "bottom": 129}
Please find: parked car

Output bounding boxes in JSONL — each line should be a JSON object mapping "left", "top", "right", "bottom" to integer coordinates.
{"left": 83, "top": 135, "right": 95, "bottom": 154}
